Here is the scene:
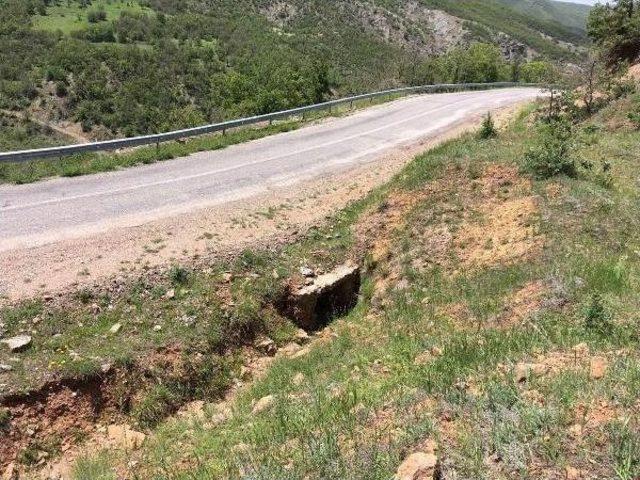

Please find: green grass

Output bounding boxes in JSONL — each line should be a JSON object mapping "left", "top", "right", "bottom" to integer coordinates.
{"left": 0, "top": 114, "right": 67, "bottom": 151}
{"left": 33, "top": 0, "right": 151, "bottom": 35}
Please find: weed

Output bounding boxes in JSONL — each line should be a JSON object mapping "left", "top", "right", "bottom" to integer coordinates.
{"left": 609, "top": 421, "right": 640, "bottom": 480}
{"left": 133, "top": 384, "right": 181, "bottom": 429}
{"left": 0, "top": 408, "right": 10, "bottom": 431}
{"left": 584, "top": 293, "right": 613, "bottom": 335}
{"left": 168, "top": 265, "right": 189, "bottom": 286}
{"left": 73, "top": 452, "right": 117, "bottom": 480}
{"left": 75, "top": 288, "right": 94, "bottom": 304}
{"left": 477, "top": 112, "right": 498, "bottom": 140}
{"left": 522, "top": 118, "right": 576, "bottom": 179}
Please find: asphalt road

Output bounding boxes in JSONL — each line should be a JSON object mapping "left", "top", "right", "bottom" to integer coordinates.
{"left": 0, "top": 88, "right": 540, "bottom": 251}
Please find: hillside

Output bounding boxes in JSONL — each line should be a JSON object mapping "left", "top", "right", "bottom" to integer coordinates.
{"left": 0, "top": 0, "right": 590, "bottom": 148}
{"left": 502, "top": 0, "right": 592, "bottom": 37}
{"left": 3, "top": 78, "right": 640, "bottom": 478}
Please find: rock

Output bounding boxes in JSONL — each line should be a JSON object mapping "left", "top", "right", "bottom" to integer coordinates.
{"left": 568, "top": 423, "right": 583, "bottom": 438}
{"left": 572, "top": 343, "right": 589, "bottom": 356}
{"left": 395, "top": 452, "right": 438, "bottom": 480}
{"left": 153, "top": 325, "right": 162, "bottom": 332}
{"left": 423, "top": 439, "right": 437, "bottom": 455}
{"left": 291, "top": 347, "right": 310, "bottom": 359}
{"left": 283, "top": 263, "right": 361, "bottom": 330}
{"left": 1, "top": 335, "right": 32, "bottom": 353}
{"left": 292, "top": 372, "right": 305, "bottom": 386}
{"left": 107, "top": 424, "right": 146, "bottom": 450}
{"left": 565, "top": 466, "right": 581, "bottom": 480}
{"left": 165, "top": 289, "right": 176, "bottom": 300}
{"left": 252, "top": 395, "right": 275, "bottom": 414}
{"left": 294, "top": 329, "right": 310, "bottom": 344}
{"left": 590, "top": 356, "right": 608, "bottom": 380}
{"left": 2, "top": 462, "right": 16, "bottom": 480}
{"left": 239, "top": 366, "right": 252, "bottom": 381}
{"left": 100, "top": 363, "right": 112, "bottom": 374}
{"left": 514, "top": 363, "right": 547, "bottom": 383}
{"left": 280, "top": 342, "right": 302, "bottom": 356}
{"left": 256, "top": 337, "right": 277, "bottom": 356}
{"left": 0, "top": 364, "right": 13, "bottom": 372}
{"left": 299, "top": 266, "right": 315, "bottom": 278}
{"left": 109, "top": 323, "right": 122, "bottom": 334}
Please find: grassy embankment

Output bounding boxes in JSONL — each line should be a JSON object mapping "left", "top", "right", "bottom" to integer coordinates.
{"left": 2, "top": 94, "right": 640, "bottom": 478}
{"left": 85, "top": 97, "right": 640, "bottom": 478}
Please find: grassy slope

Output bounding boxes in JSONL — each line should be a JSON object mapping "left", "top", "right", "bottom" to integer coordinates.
{"left": 62, "top": 99, "right": 640, "bottom": 478}
{"left": 0, "top": 114, "right": 67, "bottom": 151}
{"left": 499, "top": 0, "right": 591, "bottom": 35}
{"left": 33, "top": 0, "right": 151, "bottom": 35}
{"left": 3, "top": 95, "right": 639, "bottom": 475}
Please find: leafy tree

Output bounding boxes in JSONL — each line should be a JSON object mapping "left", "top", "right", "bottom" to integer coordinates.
{"left": 587, "top": 0, "right": 640, "bottom": 67}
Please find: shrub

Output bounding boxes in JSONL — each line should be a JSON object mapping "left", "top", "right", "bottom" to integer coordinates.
{"left": 169, "top": 265, "right": 189, "bottom": 285}
{"left": 522, "top": 118, "right": 576, "bottom": 179}
{"left": 584, "top": 293, "right": 613, "bottom": 335}
{"left": 87, "top": 8, "right": 107, "bottom": 23}
{"left": 477, "top": 112, "right": 497, "bottom": 139}
{"left": 0, "top": 408, "right": 10, "bottom": 432}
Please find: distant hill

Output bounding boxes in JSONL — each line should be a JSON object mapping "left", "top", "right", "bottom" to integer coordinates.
{"left": 501, "top": 0, "right": 592, "bottom": 35}
{"left": 0, "top": 0, "right": 592, "bottom": 147}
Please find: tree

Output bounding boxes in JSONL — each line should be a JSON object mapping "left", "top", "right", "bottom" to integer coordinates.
{"left": 587, "top": 0, "right": 640, "bottom": 67}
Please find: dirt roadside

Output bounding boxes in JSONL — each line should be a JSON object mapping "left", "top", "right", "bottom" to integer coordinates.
{"left": 0, "top": 103, "right": 528, "bottom": 306}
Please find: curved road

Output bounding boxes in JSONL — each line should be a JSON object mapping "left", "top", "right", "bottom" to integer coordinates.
{"left": 0, "top": 88, "right": 540, "bottom": 252}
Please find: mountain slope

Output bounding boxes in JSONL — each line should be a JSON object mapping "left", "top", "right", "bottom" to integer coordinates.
{"left": 501, "top": 0, "right": 592, "bottom": 36}
{"left": 0, "top": 0, "right": 590, "bottom": 149}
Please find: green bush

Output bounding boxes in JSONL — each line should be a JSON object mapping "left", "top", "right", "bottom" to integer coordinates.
{"left": 584, "top": 293, "right": 613, "bottom": 335}
{"left": 477, "top": 112, "right": 498, "bottom": 139}
{"left": 168, "top": 265, "right": 189, "bottom": 286}
{"left": 87, "top": 8, "right": 107, "bottom": 23}
{"left": 522, "top": 118, "right": 576, "bottom": 179}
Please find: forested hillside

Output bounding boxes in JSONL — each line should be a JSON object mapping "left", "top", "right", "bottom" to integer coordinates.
{"left": 0, "top": 0, "right": 590, "bottom": 146}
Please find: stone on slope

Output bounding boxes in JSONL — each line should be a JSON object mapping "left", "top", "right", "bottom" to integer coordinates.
{"left": 283, "top": 263, "right": 361, "bottom": 331}
{"left": 1, "top": 335, "right": 32, "bottom": 353}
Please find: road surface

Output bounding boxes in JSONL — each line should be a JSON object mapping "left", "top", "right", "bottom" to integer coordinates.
{"left": 0, "top": 88, "right": 540, "bottom": 253}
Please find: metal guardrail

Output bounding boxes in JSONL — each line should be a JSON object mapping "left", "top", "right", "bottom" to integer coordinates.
{"left": 0, "top": 82, "right": 540, "bottom": 163}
